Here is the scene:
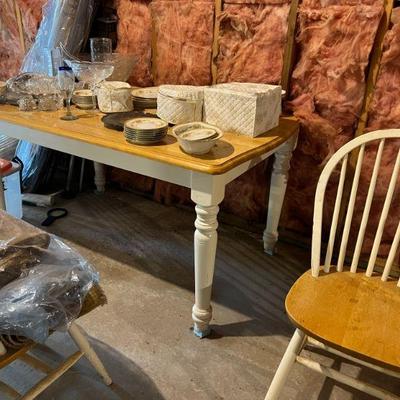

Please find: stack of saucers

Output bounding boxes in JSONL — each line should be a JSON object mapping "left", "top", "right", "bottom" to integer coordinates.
{"left": 124, "top": 117, "right": 168, "bottom": 145}
{"left": 72, "top": 89, "right": 96, "bottom": 110}
{"left": 131, "top": 87, "right": 158, "bottom": 110}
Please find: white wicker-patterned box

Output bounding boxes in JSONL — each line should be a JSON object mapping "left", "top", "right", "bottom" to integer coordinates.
{"left": 203, "top": 83, "right": 282, "bottom": 137}
{"left": 157, "top": 85, "right": 204, "bottom": 125}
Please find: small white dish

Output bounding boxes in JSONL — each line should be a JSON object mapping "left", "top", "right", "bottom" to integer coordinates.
{"left": 172, "top": 122, "right": 223, "bottom": 155}
{"left": 73, "top": 89, "right": 93, "bottom": 97}
{"left": 131, "top": 87, "right": 159, "bottom": 100}
{"left": 180, "top": 128, "right": 218, "bottom": 141}
{"left": 75, "top": 103, "right": 95, "bottom": 110}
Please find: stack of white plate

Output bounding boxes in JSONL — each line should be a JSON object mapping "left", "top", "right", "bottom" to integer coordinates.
{"left": 72, "top": 89, "right": 96, "bottom": 110}
{"left": 131, "top": 87, "right": 158, "bottom": 110}
{"left": 124, "top": 117, "right": 168, "bottom": 145}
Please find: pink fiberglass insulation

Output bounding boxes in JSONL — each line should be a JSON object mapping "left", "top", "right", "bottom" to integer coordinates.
{"left": 0, "top": 1, "right": 22, "bottom": 80}
{"left": 0, "top": 0, "right": 45, "bottom": 80}
{"left": 16, "top": 0, "right": 46, "bottom": 43}
{"left": 152, "top": 1, "right": 290, "bottom": 222}
{"left": 282, "top": 2, "right": 383, "bottom": 233}
{"left": 351, "top": 8, "right": 400, "bottom": 256}
{"left": 302, "top": 0, "right": 379, "bottom": 6}
{"left": 216, "top": 3, "right": 290, "bottom": 84}
{"left": 151, "top": 1, "right": 214, "bottom": 85}
{"left": 212, "top": 2, "right": 291, "bottom": 222}
{"left": 115, "top": 0, "right": 153, "bottom": 87}
{"left": 224, "top": 0, "right": 289, "bottom": 4}
{"left": 368, "top": 9, "right": 400, "bottom": 131}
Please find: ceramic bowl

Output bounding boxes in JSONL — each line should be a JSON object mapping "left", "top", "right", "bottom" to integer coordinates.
{"left": 172, "top": 122, "right": 223, "bottom": 155}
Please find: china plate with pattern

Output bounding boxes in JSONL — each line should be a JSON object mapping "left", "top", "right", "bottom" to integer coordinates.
{"left": 125, "top": 118, "right": 168, "bottom": 131}
{"left": 131, "top": 87, "right": 159, "bottom": 100}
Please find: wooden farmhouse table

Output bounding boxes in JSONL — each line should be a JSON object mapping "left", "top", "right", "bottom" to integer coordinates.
{"left": 0, "top": 105, "right": 299, "bottom": 337}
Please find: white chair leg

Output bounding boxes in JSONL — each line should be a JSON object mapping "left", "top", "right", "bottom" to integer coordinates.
{"left": 265, "top": 329, "right": 307, "bottom": 400}
{"left": 0, "top": 340, "right": 6, "bottom": 356}
{"left": 68, "top": 322, "right": 112, "bottom": 385}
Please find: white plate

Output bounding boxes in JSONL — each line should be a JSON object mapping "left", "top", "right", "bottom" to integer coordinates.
{"left": 73, "top": 89, "right": 93, "bottom": 97}
{"left": 181, "top": 128, "right": 218, "bottom": 142}
{"left": 125, "top": 118, "right": 168, "bottom": 131}
{"left": 126, "top": 138, "right": 163, "bottom": 145}
{"left": 131, "top": 87, "right": 159, "bottom": 100}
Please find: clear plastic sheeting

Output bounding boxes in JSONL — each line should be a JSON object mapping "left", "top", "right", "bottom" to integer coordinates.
{"left": 21, "top": 0, "right": 96, "bottom": 75}
{"left": 15, "top": 140, "right": 53, "bottom": 192}
{"left": 16, "top": 0, "right": 96, "bottom": 193}
{"left": 0, "top": 212, "right": 99, "bottom": 343}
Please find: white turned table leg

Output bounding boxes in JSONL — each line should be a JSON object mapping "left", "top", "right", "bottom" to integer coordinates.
{"left": 93, "top": 162, "right": 106, "bottom": 193}
{"left": 192, "top": 204, "right": 219, "bottom": 337}
{"left": 191, "top": 174, "right": 225, "bottom": 338}
{"left": 263, "top": 134, "right": 298, "bottom": 255}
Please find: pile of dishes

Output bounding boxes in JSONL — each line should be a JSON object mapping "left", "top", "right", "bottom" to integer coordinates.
{"left": 72, "top": 89, "right": 96, "bottom": 110}
{"left": 124, "top": 117, "right": 168, "bottom": 145}
{"left": 131, "top": 87, "right": 158, "bottom": 110}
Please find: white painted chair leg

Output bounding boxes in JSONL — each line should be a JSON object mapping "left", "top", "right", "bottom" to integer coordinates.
{"left": 265, "top": 329, "right": 306, "bottom": 400}
{"left": 0, "top": 340, "right": 6, "bottom": 356}
{"left": 93, "top": 162, "right": 106, "bottom": 193}
{"left": 68, "top": 322, "right": 112, "bottom": 385}
{"left": 263, "top": 134, "right": 297, "bottom": 255}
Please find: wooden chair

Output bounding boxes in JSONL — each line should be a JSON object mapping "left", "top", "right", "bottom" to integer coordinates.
{"left": 0, "top": 211, "right": 112, "bottom": 399}
{"left": 265, "top": 129, "right": 400, "bottom": 400}
{"left": 0, "top": 285, "right": 112, "bottom": 399}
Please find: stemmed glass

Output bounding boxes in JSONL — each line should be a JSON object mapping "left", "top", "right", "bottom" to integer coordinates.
{"left": 65, "top": 61, "right": 114, "bottom": 114}
{"left": 57, "top": 66, "right": 78, "bottom": 121}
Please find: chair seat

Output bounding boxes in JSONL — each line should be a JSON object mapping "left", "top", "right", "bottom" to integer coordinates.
{"left": 286, "top": 270, "right": 400, "bottom": 372}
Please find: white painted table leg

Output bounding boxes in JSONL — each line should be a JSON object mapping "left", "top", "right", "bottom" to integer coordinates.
{"left": 191, "top": 174, "right": 225, "bottom": 338}
{"left": 93, "top": 162, "right": 106, "bottom": 193}
{"left": 263, "top": 134, "right": 298, "bottom": 255}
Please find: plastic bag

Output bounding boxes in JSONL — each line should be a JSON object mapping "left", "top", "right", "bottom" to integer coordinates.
{"left": 21, "top": 0, "right": 96, "bottom": 75}
{"left": 16, "top": 0, "right": 96, "bottom": 193}
{"left": 15, "top": 141, "right": 53, "bottom": 192}
{"left": 0, "top": 212, "right": 99, "bottom": 343}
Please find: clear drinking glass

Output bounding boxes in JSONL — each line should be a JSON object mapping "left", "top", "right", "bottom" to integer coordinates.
{"left": 90, "top": 38, "right": 112, "bottom": 62}
{"left": 57, "top": 66, "right": 78, "bottom": 121}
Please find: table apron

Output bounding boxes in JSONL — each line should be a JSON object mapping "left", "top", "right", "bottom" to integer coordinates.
{"left": 0, "top": 120, "right": 289, "bottom": 190}
{"left": 0, "top": 121, "right": 192, "bottom": 188}
{"left": 220, "top": 141, "right": 288, "bottom": 185}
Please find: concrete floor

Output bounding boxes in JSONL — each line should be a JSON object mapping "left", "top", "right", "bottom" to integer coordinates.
{"left": 2, "top": 189, "right": 399, "bottom": 399}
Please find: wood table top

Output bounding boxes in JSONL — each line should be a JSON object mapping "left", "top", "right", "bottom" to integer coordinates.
{"left": 0, "top": 105, "right": 299, "bottom": 175}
